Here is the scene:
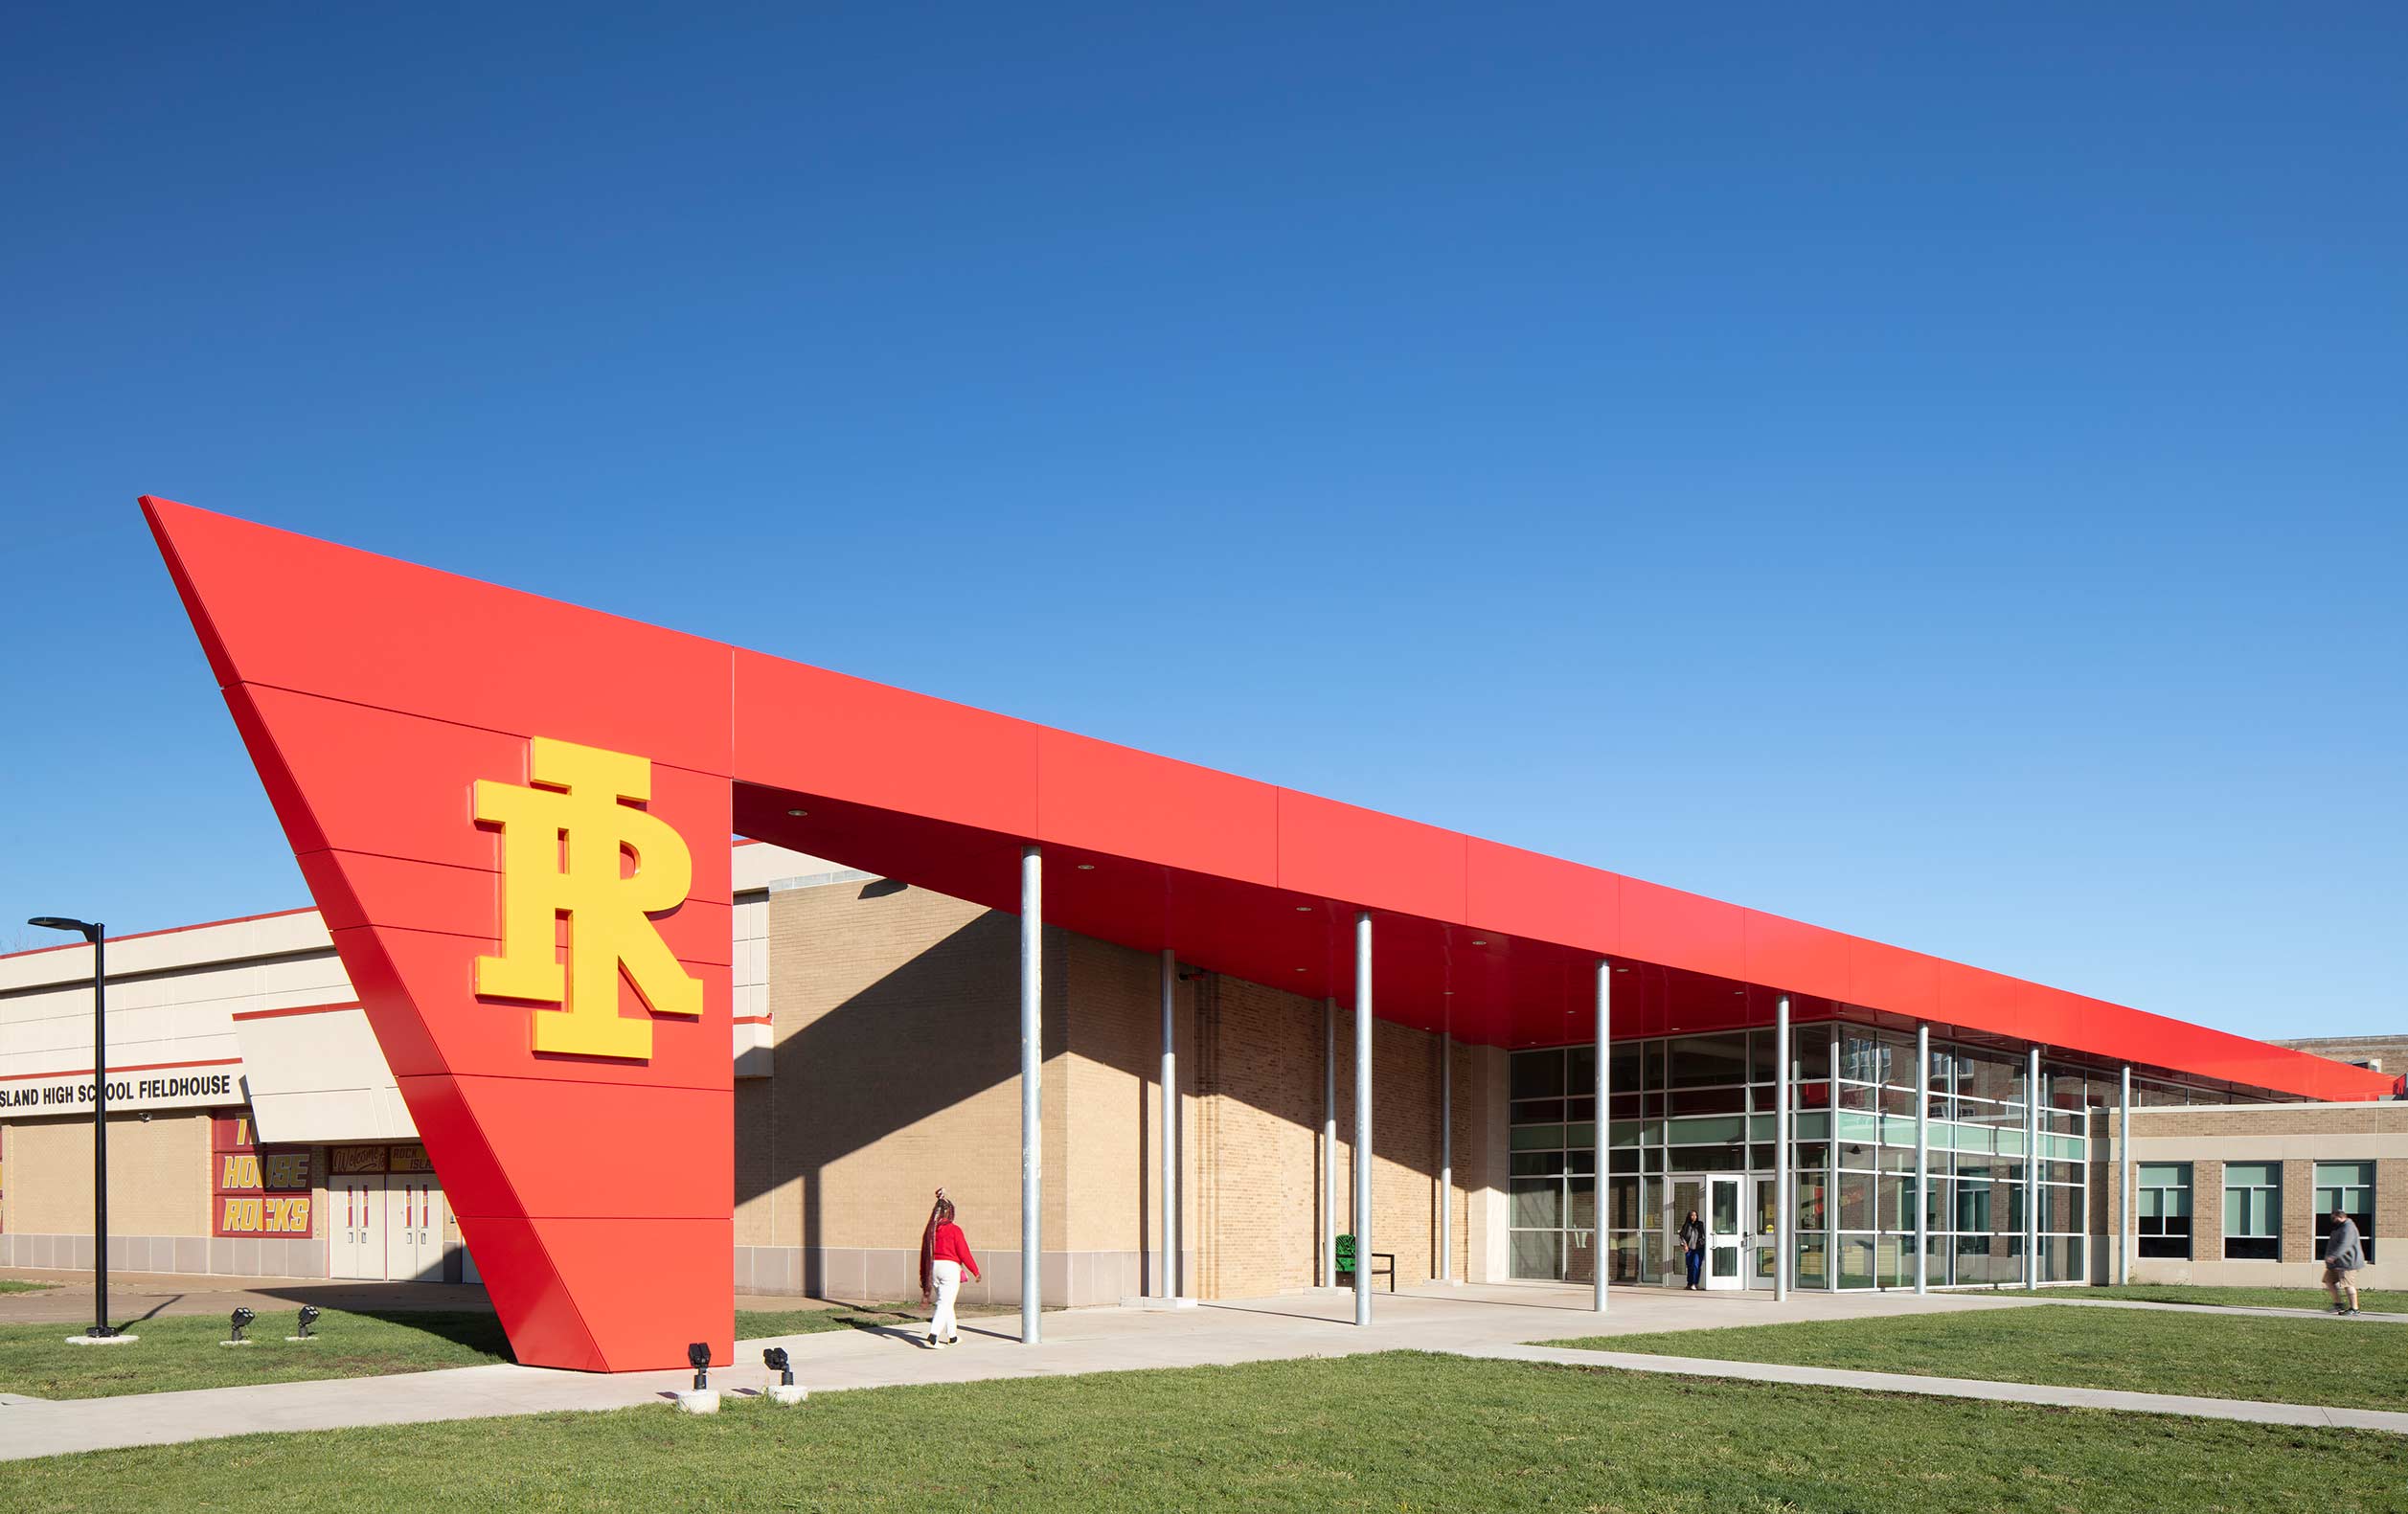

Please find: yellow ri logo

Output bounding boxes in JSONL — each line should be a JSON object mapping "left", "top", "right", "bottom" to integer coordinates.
{"left": 473, "top": 737, "right": 701, "bottom": 1060}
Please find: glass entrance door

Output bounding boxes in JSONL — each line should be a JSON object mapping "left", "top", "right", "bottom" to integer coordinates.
{"left": 1705, "top": 1174, "right": 1744, "bottom": 1291}
{"left": 1667, "top": 1177, "right": 1703, "bottom": 1287}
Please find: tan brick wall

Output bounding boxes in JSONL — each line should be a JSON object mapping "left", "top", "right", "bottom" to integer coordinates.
{"left": 1190, "top": 973, "right": 1486, "bottom": 1298}
{"left": 2132, "top": 1104, "right": 2408, "bottom": 1139}
{"left": 2381, "top": 1160, "right": 2408, "bottom": 1248}
{"left": 751, "top": 874, "right": 1490, "bottom": 1302}
{"left": 2128, "top": 1101, "right": 2406, "bottom": 1283}
{"left": 2088, "top": 1108, "right": 2114, "bottom": 1280}
{"left": 755, "top": 877, "right": 1205, "bottom": 1300}
{"left": 2272, "top": 1037, "right": 2408, "bottom": 1076}
{"left": 3, "top": 1110, "right": 211, "bottom": 1236}
{"left": 765, "top": 880, "right": 1031, "bottom": 1269}
{"left": 733, "top": 1078, "right": 776, "bottom": 1248}
{"left": 2191, "top": 1158, "right": 2223, "bottom": 1260}
{"left": 2280, "top": 1158, "right": 2314, "bottom": 1263}
{"left": 1356, "top": 1015, "right": 1444, "bottom": 1289}
{"left": 1462, "top": 1044, "right": 1509, "bottom": 1281}
{"left": 1062, "top": 932, "right": 1190, "bottom": 1257}
{"left": 1193, "top": 974, "right": 1319, "bottom": 1299}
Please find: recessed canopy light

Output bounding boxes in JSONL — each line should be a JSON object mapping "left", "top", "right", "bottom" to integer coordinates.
{"left": 1443, "top": 990, "right": 1454, "bottom": 996}
{"left": 785, "top": 809, "right": 807, "bottom": 818}
{"left": 1470, "top": 939, "right": 1488, "bottom": 946}
{"left": 1077, "top": 864, "right": 1095, "bottom": 870}
{"left": 1614, "top": 966, "right": 1630, "bottom": 974}
{"left": 1296, "top": 905, "right": 1313, "bottom": 912}
{"left": 1295, "top": 967, "right": 1307, "bottom": 973}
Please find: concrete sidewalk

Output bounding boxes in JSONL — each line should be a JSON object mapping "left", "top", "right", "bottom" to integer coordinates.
{"left": 1998, "top": 1293, "right": 2407, "bottom": 1325}
{"left": 0, "top": 1270, "right": 497, "bottom": 1326}
{"left": 0, "top": 1268, "right": 842, "bottom": 1326}
{"left": 1473, "top": 1341, "right": 2408, "bottom": 1434}
{"left": 2, "top": 1281, "right": 2397, "bottom": 1462}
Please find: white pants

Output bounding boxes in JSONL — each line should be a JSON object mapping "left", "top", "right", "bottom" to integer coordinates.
{"left": 929, "top": 1259, "right": 962, "bottom": 1341}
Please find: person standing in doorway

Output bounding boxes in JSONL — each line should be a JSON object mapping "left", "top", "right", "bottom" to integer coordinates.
{"left": 2325, "top": 1204, "right": 2367, "bottom": 1317}
{"left": 1680, "top": 1209, "right": 1707, "bottom": 1291}
{"left": 920, "top": 1188, "right": 981, "bottom": 1348}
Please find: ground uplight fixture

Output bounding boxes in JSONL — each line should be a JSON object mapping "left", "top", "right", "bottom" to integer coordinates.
{"left": 295, "top": 1305, "right": 321, "bottom": 1339}
{"left": 227, "top": 1307, "right": 256, "bottom": 1345}
{"left": 688, "top": 1341, "right": 712, "bottom": 1390}
{"left": 762, "top": 1346, "right": 793, "bottom": 1387}
{"left": 785, "top": 808, "right": 807, "bottom": 817}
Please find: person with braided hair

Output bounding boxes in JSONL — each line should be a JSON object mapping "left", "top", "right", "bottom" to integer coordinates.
{"left": 919, "top": 1188, "right": 981, "bottom": 1348}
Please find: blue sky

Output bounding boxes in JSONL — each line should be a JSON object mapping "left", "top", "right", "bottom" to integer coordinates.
{"left": 3, "top": 5, "right": 2400, "bottom": 1040}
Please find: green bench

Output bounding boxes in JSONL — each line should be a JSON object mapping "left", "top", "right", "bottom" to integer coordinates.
{"left": 1334, "top": 1234, "right": 1395, "bottom": 1292}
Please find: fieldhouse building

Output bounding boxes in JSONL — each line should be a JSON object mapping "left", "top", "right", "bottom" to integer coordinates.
{"left": 0, "top": 497, "right": 2397, "bottom": 1371}
{"left": 3, "top": 845, "right": 2398, "bottom": 1306}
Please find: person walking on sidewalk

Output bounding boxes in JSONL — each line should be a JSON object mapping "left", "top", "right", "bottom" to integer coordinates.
{"left": 1680, "top": 1209, "right": 1707, "bottom": 1291}
{"left": 2325, "top": 1204, "right": 2367, "bottom": 1316}
{"left": 920, "top": 1189, "right": 982, "bottom": 1348}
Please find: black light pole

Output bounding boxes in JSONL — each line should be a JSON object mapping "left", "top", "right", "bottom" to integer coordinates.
{"left": 28, "top": 916, "right": 113, "bottom": 1339}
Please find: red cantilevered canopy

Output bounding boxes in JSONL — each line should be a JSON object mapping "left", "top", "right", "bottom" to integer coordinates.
{"left": 724, "top": 669, "right": 2385, "bottom": 1103}
{"left": 142, "top": 494, "right": 2388, "bottom": 1373}
{"left": 144, "top": 495, "right": 2385, "bottom": 1109}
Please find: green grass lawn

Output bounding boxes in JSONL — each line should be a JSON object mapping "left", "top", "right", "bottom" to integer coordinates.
{"left": 11, "top": 1352, "right": 2407, "bottom": 1512}
{"left": 2082, "top": 1282, "right": 2402, "bottom": 1314}
{"left": 0, "top": 1278, "right": 57, "bottom": 1294}
{"left": 1544, "top": 1303, "right": 2407, "bottom": 1412}
{"left": 0, "top": 1301, "right": 965, "bottom": 1401}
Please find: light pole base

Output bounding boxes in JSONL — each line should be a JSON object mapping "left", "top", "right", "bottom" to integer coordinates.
{"left": 1118, "top": 1295, "right": 1198, "bottom": 1311}
{"left": 66, "top": 1333, "right": 139, "bottom": 1346}
{"left": 674, "top": 1389, "right": 720, "bottom": 1415}
{"left": 767, "top": 1384, "right": 808, "bottom": 1407}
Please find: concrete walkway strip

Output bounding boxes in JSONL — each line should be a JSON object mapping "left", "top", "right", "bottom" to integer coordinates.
{"left": 4, "top": 1280, "right": 2402, "bottom": 1462}
{"left": 1471, "top": 1343, "right": 2408, "bottom": 1435}
{"left": 2004, "top": 1295, "right": 2407, "bottom": 1324}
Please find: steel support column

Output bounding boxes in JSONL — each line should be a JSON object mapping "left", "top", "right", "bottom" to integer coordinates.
{"left": 1774, "top": 992, "right": 1791, "bottom": 1303}
{"left": 1914, "top": 1023, "right": 1930, "bottom": 1296}
{"left": 2119, "top": 1063, "right": 2133, "bottom": 1286}
{"left": 2024, "top": 1045, "right": 2041, "bottom": 1293}
{"left": 1020, "top": 845, "right": 1043, "bottom": 1344}
{"left": 1353, "top": 912, "right": 1374, "bottom": 1327}
{"left": 1827, "top": 1022, "right": 1840, "bottom": 1291}
{"left": 1593, "top": 960, "right": 1610, "bottom": 1312}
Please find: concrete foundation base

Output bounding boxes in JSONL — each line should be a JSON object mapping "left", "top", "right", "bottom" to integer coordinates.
{"left": 673, "top": 1390, "right": 719, "bottom": 1415}
{"left": 767, "top": 1385, "right": 807, "bottom": 1406}
{"left": 64, "top": 1334, "right": 139, "bottom": 1346}
{"left": 1119, "top": 1295, "right": 1199, "bottom": 1311}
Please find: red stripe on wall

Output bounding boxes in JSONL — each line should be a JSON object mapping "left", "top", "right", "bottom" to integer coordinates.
{"left": 229, "top": 1003, "right": 363, "bottom": 1023}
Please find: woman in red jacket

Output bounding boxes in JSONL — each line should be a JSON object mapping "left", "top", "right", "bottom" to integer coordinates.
{"left": 919, "top": 1189, "right": 980, "bottom": 1348}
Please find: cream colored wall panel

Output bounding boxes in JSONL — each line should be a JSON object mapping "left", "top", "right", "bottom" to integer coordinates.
{"left": 731, "top": 843, "right": 837, "bottom": 893}
{"left": 257, "top": 953, "right": 353, "bottom": 1000}
{"left": 238, "top": 1008, "right": 414, "bottom": 1143}
{"left": 734, "top": 895, "right": 767, "bottom": 941}
{"left": 0, "top": 913, "right": 331, "bottom": 993}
